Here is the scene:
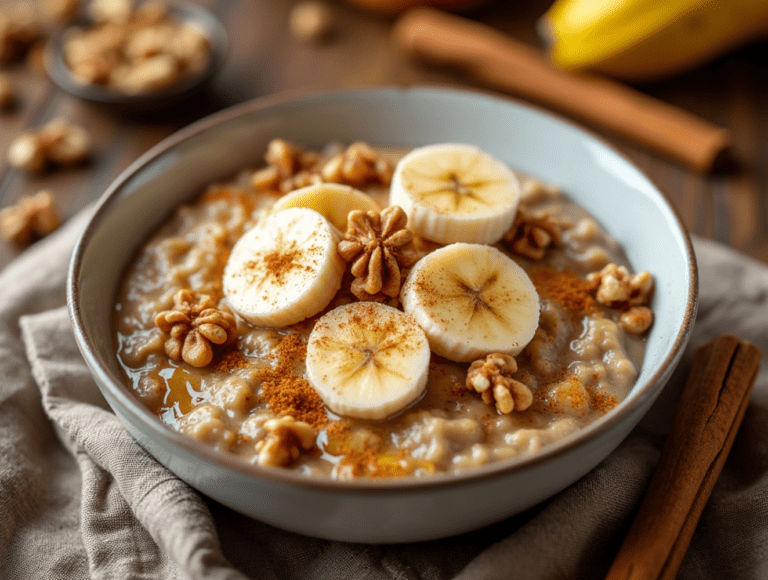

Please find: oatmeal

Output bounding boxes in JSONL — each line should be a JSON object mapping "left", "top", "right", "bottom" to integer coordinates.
{"left": 114, "top": 140, "right": 653, "bottom": 479}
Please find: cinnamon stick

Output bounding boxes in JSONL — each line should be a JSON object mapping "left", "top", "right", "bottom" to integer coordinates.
{"left": 605, "top": 335, "right": 761, "bottom": 580}
{"left": 392, "top": 8, "right": 730, "bottom": 172}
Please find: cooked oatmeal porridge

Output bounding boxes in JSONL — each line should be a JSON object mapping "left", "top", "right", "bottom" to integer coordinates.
{"left": 114, "top": 139, "right": 654, "bottom": 479}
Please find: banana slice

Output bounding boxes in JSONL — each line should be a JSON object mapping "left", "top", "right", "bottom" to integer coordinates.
{"left": 271, "top": 182, "right": 380, "bottom": 232}
{"left": 401, "top": 243, "right": 540, "bottom": 362}
{"left": 390, "top": 143, "right": 521, "bottom": 244}
{"left": 306, "top": 302, "right": 431, "bottom": 420}
{"left": 222, "top": 207, "right": 345, "bottom": 327}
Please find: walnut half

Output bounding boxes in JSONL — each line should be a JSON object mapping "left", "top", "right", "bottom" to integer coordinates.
{"left": 154, "top": 289, "right": 237, "bottom": 367}
{"left": 337, "top": 205, "right": 419, "bottom": 302}
{"left": 256, "top": 416, "right": 317, "bottom": 467}
{"left": 0, "top": 190, "right": 60, "bottom": 245}
{"left": 466, "top": 353, "right": 533, "bottom": 414}
{"left": 503, "top": 209, "right": 564, "bottom": 261}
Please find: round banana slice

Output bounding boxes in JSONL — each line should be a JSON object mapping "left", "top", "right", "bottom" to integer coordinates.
{"left": 306, "top": 302, "right": 431, "bottom": 420}
{"left": 271, "top": 183, "right": 380, "bottom": 232}
{"left": 401, "top": 243, "right": 540, "bottom": 362}
{"left": 390, "top": 143, "right": 521, "bottom": 245}
{"left": 222, "top": 207, "right": 345, "bottom": 327}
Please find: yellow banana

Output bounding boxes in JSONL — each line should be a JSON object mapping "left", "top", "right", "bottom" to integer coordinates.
{"left": 541, "top": 0, "right": 768, "bottom": 82}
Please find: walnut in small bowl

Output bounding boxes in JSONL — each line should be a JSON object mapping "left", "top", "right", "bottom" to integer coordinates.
{"left": 45, "top": 0, "right": 227, "bottom": 113}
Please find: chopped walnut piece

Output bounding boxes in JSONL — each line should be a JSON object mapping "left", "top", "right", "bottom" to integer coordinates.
{"left": 265, "top": 138, "right": 309, "bottom": 177}
{"left": 588, "top": 263, "right": 654, "bottom": 310}
{"left": 250, "top": 139, "right": 391, "bottom": 195}
{"left": 466, "top": 353, "right": 533, "bottom": 414}
{"left": 290, "top": 1, "right": 334, "bottom": 43}
{"left": 321, "top": 141, "right": 393, "bottom": 188}
{"left": 256, "top": 416, "right": 317, "bottom": 467}
{"left": 154, "top": 289, "right": 237, "bottom": 367}
{"left": 337, "top": 205, "right": 419, "bottom": 301}
{"left": 0, "top": 190, "right": 60, "bottom": 245}
{"left": 620, "top": 306, "right": 654, "bottom": 335}
{"left": 251, "top": 139, "right": 321, "bottom": 194}
{"left": 278, "top": 169, "right": 322, "bottom": 194}
{"left": 250, "top": 165, "right": 281, "bottom": 191}
{"left": 504, "top": 209, "right": 564, "bottom": 261}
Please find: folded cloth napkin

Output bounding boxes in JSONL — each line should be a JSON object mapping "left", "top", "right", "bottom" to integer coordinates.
{"left": 1, "top": 209, "right": 766, "bottom": 579}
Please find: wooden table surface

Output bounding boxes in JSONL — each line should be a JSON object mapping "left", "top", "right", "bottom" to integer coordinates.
{"left": 2, "top": 0, "right": 768, "bottom": 271}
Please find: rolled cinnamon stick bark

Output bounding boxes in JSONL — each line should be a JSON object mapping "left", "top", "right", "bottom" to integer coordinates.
{"left": 392, "top": 7, "right": 730, "bottom": 173}
{"left": 605, "top": 335, "right": 761, "bottom": 580}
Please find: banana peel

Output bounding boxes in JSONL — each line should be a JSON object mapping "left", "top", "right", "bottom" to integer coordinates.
{"left": 541, "top": 0, "right": 768, "bottom": 82}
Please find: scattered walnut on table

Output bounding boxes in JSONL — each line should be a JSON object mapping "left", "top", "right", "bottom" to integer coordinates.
{"left": 503, "top": 208, "right": 565, "bottom": 261}
{"left": 7, "top": 132, "right": 47, "bottom": 173}
{"left": 0, "top": 190, "right": 60, "bottom": 245}
{"left": 154, "top": 289, "right": 237, "bottom": 367}
{"left": 466, "top": 353, "right": 533, "bottom": 414}
{"left": 256, "top": 416, "right": 317, "bottom": 467}
{"left": 337, "top": 205, "right": 419, "bottom": 302}
{"left": 39, "top": 117, "right": 91, "bottom": 165}
{"left": 7, "top": 118, "right": 91, "bottom": 173}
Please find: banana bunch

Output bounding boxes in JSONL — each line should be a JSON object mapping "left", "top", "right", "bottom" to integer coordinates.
{"left": 542, "top": 0, "right": 768, "bottom": 81}
{"left": 223, "top": 144, "right": 539, "bottom": 420}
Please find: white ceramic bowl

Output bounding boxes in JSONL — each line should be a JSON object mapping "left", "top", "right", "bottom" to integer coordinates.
{"left": 68, "top": 87, "right": 697, "bottom": 543}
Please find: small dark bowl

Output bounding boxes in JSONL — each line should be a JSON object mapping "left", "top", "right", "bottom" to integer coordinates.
{"left": 45, "top": 3, "right": 228, "bottom": 115}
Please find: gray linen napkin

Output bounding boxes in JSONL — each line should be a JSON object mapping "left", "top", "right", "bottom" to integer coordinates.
{"left": 2, "top": 208, "right": 767, "bottom": 579}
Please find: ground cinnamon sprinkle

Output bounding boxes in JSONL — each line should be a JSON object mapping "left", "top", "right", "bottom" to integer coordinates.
{"left": 213, "top": 348, "right": 251, "bottom": 373}
{"left": 257, "top": 333, "right": 327, "bottom": 429}
{"left": 590, "top": 391, "right": 618, "bottom": 415}
{"left": 257, "top": 246, "right": 309, "bottom": 285}
{"left": 529, "top": 266, "right": 599, "bottom": 316}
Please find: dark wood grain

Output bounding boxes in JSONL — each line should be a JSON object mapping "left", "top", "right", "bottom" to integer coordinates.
{"left": 2, "top": 0, "right": 768, "bottom": 269}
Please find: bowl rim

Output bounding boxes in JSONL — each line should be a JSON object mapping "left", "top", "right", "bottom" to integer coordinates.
{"left": 44, "top": 2, "right": 229, "bottom": 108}
{"left": 67, "top": 85, "right": 698, "bottom": 493}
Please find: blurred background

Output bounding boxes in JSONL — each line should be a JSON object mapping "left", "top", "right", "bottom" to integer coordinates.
{"left": 1, "top": 0, "right": 767, "bottom": 267}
